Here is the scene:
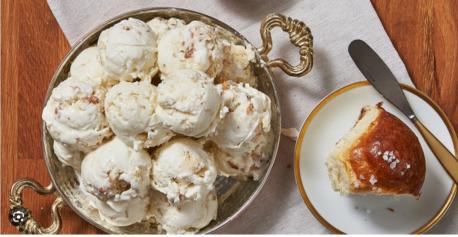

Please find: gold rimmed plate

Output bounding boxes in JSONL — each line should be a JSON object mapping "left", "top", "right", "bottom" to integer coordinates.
{"left": 294, "top": 81, "right": 457, "bottom": 234}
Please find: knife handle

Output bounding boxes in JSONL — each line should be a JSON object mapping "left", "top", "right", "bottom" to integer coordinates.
{"left": 413, "top": 118, "right": 458, "bottom": 183}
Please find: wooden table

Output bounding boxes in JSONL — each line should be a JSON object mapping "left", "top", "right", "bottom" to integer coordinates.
{"left": 1, "top": 0, "right": 457, "bottom": 234}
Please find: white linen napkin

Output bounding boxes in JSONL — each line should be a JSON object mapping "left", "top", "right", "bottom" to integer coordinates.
{"left": 47, "top": 0, "right": 457, "bottom": 233}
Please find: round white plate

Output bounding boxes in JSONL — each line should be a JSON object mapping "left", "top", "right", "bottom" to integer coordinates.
{"left": 294, "top": 81, "right": 457, "bottom": 234}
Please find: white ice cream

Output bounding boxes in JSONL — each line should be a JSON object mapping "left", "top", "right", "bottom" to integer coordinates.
{"left": 105, "top": 80, "right": 174, "bottom": 150}
{"left": 218, "top": 42, "right": 257, "bottom": 87}
{"left": 53, "top": 141, "right": 83, "bottom": 171}
{"left": 80, "top": 137, "right": 152, "bottom": 226}
{"left": 152, "top": 138, "right": 217, "bottom": 204}
{"left": 156, "top": 69, "right": 223, "bottom": 137}
{"left": 70, "top": 46, "right": 114, "bottom": 88}
{"left": 209, "top": 130, "right": 273, "bottom": 180}
{"left": 157, "top": 21, "right": 224, "bottom": 77}
{"left": 42, "top": 77, "right": 112, "bottom": 153}
{"left": 146, "top": 17, "right": 185, "bottom": 40}
{"left": 150, "top": 190, "right": 217, "bottom": 234}
{"left": 98, "top": 18, "right": 158, "bottom": 82}
{"left": 211, "top": 82, "right": 271, "bottom": 149}
{"left": 81, "top": 182, "right": 150, "bottom": 227}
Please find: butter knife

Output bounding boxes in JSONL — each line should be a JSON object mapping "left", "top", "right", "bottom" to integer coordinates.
{"left": 348, "top": 39, "right": 458, "bottom": 183}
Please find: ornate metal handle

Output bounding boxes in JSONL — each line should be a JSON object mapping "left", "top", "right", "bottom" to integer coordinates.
{"left": 9, "top": 179, "right": 64, "bottom": 234}
{"left": 258, "top": 13, "right": 313, "bottom": 77}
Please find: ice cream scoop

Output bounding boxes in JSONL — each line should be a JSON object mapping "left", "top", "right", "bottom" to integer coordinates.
{"left": 157, "top": 21, "right": 224, "bottom": 77}
{"left": 80, "top": 137, "right": 152, "bottom": 226}
{"left": 98, "top": 18, "right": 158, "bottom": 82}
{"left": 209, "top": 130, "right": 273, "bottom": 180}
{"left": 105, "top": 80, "right": 174, "bottom": 150}
{"left": 82, "top": 183, "right": 150, "bottom": 227}
{"left": 70, "top": 46, "right": 114, "bottom": 88}
{"left": 150, "top": 190, "right": 217, "bottom": 234}
{"left": 42, "top": 77, "right": 112, "bottom": 153}
{"left": 211, "top": 81, "right": 271, "bottom": 149}
{"left": 146, "top": 17, "right": 185, "bottom": 40}
{"left": 217, "top": 42, "right": 257, "bottom": 87}
{"left": 156, "top": 69, "right": 223, "bottom": 137}
{"left": 152, "top": 138, "right": 217, "bottom": 204}
{"left": 53, "top": 141, "right": 83, "bottom": 171}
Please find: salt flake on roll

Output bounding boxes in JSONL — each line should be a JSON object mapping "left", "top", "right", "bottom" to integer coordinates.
{"left": 326, "top": 103, "right": 426, "bottom": 197}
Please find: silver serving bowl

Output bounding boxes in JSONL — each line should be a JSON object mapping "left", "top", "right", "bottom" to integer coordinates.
{"left": 8, "top": 8, "right": 313, "bottom": 234}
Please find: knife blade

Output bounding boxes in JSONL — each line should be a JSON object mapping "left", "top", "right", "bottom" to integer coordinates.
{"left": 348, "top": 39, "right": 458, "bottom": 184}
{"left": 348, "top": 40, "right": 415, "bottom": 119}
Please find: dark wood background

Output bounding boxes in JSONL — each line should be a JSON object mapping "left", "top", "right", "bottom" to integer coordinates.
{"left": 1, "top": 0, "right": 457, "bottom": 234}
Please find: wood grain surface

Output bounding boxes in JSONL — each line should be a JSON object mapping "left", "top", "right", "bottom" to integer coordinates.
{"left": 1, "top": 0, "right": 457, "bottom": 234}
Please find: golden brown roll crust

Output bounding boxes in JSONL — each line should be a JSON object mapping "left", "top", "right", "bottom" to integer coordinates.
{"left": 347, "top": 103, "right": 425, "bottom": 197}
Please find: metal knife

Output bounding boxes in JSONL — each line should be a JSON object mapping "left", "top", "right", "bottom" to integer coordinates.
{"left": 348, "top": 39, "right": 458, "bottom": 184}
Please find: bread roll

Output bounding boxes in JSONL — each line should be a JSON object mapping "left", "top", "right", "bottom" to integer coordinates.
{"left": 326, "top": 103, "right": 425, "bottom": 197}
